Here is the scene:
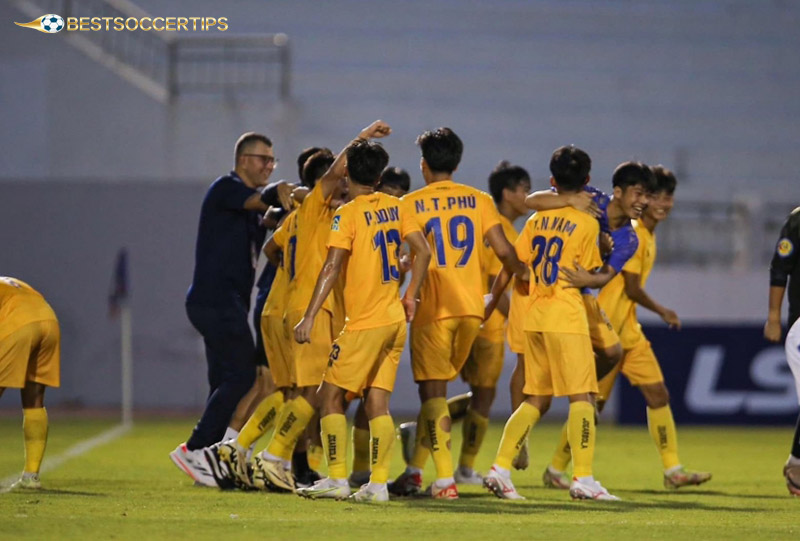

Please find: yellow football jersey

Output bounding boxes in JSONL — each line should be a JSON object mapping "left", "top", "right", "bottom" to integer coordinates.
{"left": 327, "top": 192, "right": 421, "bottom": 331}
{"left": 598, "top": 220, "right": 657, "bottom": 348}
{"left": 516, "top": 207, "right": 601, "bottom": 334}
{"left": 268, "top": 211, "right": 297, "bottom": 317}
{"left": 402, "top": 181, "right": 501, "bottom": 327}
{"left": 0, "top": 277, "right": 57, "bottom": 340}
{"left": 286, "top": 184, "right": 337, "bottom": 315}
{"left": 478, "top": 214, "right": 519, "bottom": 342}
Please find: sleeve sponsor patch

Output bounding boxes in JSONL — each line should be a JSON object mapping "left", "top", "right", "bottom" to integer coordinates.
{"left": 331, "top": 215, "right": 341, "bottom": 232}
{"left": 777, "top": 238, "right": 793, "bottom": 257}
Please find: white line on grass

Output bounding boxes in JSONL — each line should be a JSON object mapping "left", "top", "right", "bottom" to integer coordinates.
{"left": 0, "top": 422, "right": 132, "bottom": 493}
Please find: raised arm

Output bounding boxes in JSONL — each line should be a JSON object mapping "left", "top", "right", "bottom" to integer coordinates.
{"left": 294, "top": 247, "right": 348, "bottom": 343}
{"left": 244, "top": 181, "right": 294, "bottom": 212}
{"left": 525, "top": 189, "right": 600, "bottom": 217}
{"left": 401, "top": 231, "right": 432, "bottom": 322}
{"left": 317, "top": 120, "right": 392, "bottom": 201}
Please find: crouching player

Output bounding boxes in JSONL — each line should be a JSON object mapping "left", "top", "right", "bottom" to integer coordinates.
{"left": 294, "top": 137, "right": 432, "bottom": 501}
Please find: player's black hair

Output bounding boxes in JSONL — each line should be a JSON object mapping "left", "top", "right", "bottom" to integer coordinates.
{"left": 301, "top": 149, "right": 334, "bottom": 189}
{"left": 234, "top": 132, "right": 272, "bottom": 165}
{"left": 549, "top": 146, "right": 591, "bottom": 191}
{"left": 612, "top": 161, "right": 657, "bottom": 192}
{"left": 297, "top": 146, "right": 323, "bottom": 182}
{"left": 650, "top": 165, "right": 677, "bottom": 195}
{"left": 378, "top": 166, "right": 411, "bottom": 194}
{"left": 488, "top": 161, "right": 531, "bottom": 204}
{"left": 416, "top": 127, "right": 463, "bottom": 175}
{"left": 346, "top": 140, "right": 390, "bottom": 186}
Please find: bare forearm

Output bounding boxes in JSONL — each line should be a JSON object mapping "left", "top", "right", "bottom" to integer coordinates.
{"left": 525, "top": 190, "right": 569, "bottom": 211}
{"left": 403, "top": 252, "right": 430, "bottom": 302}
{"left": 304, "top": 263, "right": 339, "bottom": 320}
{"left": 627, "top": 285, "right": 665, "bottom": 316}
{"left": 767, "top": 285, "right": 786, "bottom": 320}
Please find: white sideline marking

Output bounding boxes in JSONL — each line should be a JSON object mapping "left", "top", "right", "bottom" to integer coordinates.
{"left": 0, "top": 422, "right": 132, "bottom": 493}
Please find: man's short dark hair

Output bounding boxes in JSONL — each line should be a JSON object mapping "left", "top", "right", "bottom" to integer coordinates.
{"left": 416, "top": 127, "right": 463, "bottom": 174}
{"left": 650, "top": 165, "right": 677, "bottom": 195}
{"left": 549, "top": 146, "right": 591, "bottom": 191}
{"left": 234, "top": 132, "right": 272, "bottom": 165}
{"left": 612, "top": 161, "right": 657, "bottom": 192}
{"left": 302, "top": 149, "right": 334, "bottom": 189}
{"left": 346, "top": 140, "right": 390, "bottom": 186}
{"left": 378, "top": 167, "right": 411, "bottom": 193}
{"left": 488, "top": 161, "right": 531, "bottom": 204}
{"left": 297, "top": 147, "right": 323, "bottom": 183}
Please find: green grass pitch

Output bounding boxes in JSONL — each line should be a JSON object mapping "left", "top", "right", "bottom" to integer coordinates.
{"left": 0, "top": 416, "right": 797, "bottom": 540}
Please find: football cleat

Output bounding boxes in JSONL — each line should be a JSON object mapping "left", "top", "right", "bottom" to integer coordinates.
{"left": 296, "top": 477, "right": 350, "bottom": 500}
{"left": 783, "top": 461, "right": 800, "bottom": 497}
{"left": 512, "top": 442, "right": 529, "bottom": 471}
{"left": 252, "top": 454, "right": 295, "bottom": 492}
{"left": 483, "top": 467, "right": 525, "bottom": 500}
{"left": 203, "top": 442, "right": 237, "bottom": 490}
{"left": 169, "top": 443, "right": 217, "bottom": 487}
{"left": 10, "top": 472, "right": 41, "bottom": 490}
{"left": 542, "top": 465, "right": 571, "bottom": 489}
{"left": 569, "top": 477, "right": 620, "bottom": 501}
{"left": 428, "top": 480, "right": 459, "bottom": 500}
{"left": 446, "top": 392, "right": 473, "bottom": 422}
{"left": 348, "top": 470, "right": 371, "bottom": 489}
{"left": 218, "top": 439, "right": 251, "bottom": 488}
{"left": 388, "top": 470, "right": 422, "bottom": 496}
{"left": 454, "top": 466, "right": 483, "bottom": 485}
{"left": 398, "top": 422, "right": 417, "bottom": 465}
{"left": 663, "top": 467, "right": 712, "bottom": 490}
{"left": 350, "top": 483, "right": 389, "bottom": 503}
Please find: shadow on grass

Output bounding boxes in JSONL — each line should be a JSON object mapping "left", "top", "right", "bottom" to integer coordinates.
{"left": 1, "top": 488, "right": 104, "bottom": 497}
{"left": 398, "top": 494, "right": 763, "bottom": 515}
{"left": 623, "top": 488, "right": 788, "bottom": 500}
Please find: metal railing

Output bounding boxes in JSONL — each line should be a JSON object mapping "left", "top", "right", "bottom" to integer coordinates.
{"left": 12, "top": 0, "right": 291, "bottom": 102}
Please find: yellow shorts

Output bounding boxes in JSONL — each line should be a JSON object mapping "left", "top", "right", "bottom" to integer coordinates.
{"left": 583, "top": 295, "right": 620, "bottom": 352}
{"left": 523, "top": 331, "right": 597, "bottom": 397}
{"left": 461, "top": 336, "right": 505, "bottom": 388}
{"left": 410, "top": 316, "right": 482, "bottom": 382}
{"left": 506, "top": 312, "right": 526, "bottom": 355}
{"left": 262, "top": 314, "right": 294, "bottom": 388}
{"left": 324, "top": 321, "right": 407, "bottom": 395}
{"left": 0, "top": 320, "right": 61, "bottom": 389}
{"left": 285, "top": 309, "right": 334, "bottom": 388}
{"left": 620, "top": 338, "right": 663, "bottom": 386}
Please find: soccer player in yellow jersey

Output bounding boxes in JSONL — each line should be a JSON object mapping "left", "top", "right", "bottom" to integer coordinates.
{"left": 595, "top": 166, "right": 711, "bottom": 489}
{"left": 454, "top": 161, "right": 530, "bottom": 485}
{"left": 0, "top": 277, "right": 60, "bottom": 490}
{"left": 483, "top": 146, "right": 619, "bottom": 501}
{"left": 253, "top": 122, "right": 391, "bottom": 492}
{"left": 392, "top": 128, "right": 527, "bottom": 500}
{"left": 293, "top": 138, "right": 432, "bottom": 502}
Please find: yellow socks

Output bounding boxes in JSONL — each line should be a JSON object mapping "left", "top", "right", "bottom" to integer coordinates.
{"left": 266, "top": 396, "right": 315, "bottom": 461}
{"left": 567, "top": 401, "right": 596, "bottom": 478}
{"left": 459, "top": 409, "right": 489, "bottom": 470}
{"left": 320, "top": 413, "right": 348, "bottom": 480}
{"left": 23, "top": 408, "right": 48, "bottom": 474}
{"left": 368, "top": 415, "right": 395, "bottom": 484}
{"left": 550, "top": 420, "right": 572, "bottom": 472}
{"left": 307, "top": 443, "right": 324, "bottom": 472}
{"left": 422, "top": 398, "right": 453, "bottom": 481}
{"left": 647, "top": 405, "right": 680, "bottom": 470}
{"left": 237, "top": 390, "right": 284, "bottom": 448}
{"left": 352, "top": 427, "right": 371, "bottom": 473}
{"left": 495, "top": 402, "right": 541, "bottom": 470}
{"left": 409, "top": 410, "right": 431, "bottom": 470}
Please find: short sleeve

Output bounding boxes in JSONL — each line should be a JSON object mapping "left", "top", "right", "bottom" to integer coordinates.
{"left": 327, "top": 206, "right": 354, "bottom": 252}
{"left": 480, "top": 191, "right": 501, "bottom": 235}
{"left": 770, "top": 210, "right": 800, "bottom": 287}
{"left": 400, "top": 200, "right": 423, "bottom": 239}
{"left": 607, "top": 227, "right": 639, "bottom": 274}
{"left": 622, "top": 228, "right": 647, "bottom": 274}
{"left": 214, "top": 176, "right": 256, "bottom": 210}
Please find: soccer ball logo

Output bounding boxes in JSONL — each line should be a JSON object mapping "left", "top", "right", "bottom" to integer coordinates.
{"left": 40, "top": 14, "right": 64, "bottom": 33}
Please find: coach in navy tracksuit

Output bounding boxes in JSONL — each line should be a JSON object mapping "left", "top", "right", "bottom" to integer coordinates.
{"left": 181, "top": 133, "right": 291, "bottom": 457}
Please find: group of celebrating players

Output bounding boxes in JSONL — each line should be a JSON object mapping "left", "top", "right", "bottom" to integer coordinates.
{"left": 168, "top": 119, "right": 713, "bottom": 503}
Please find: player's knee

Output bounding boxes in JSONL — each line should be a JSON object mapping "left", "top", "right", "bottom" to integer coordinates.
{"left": 642, "top": 383, "right": 669, "bottom": 408}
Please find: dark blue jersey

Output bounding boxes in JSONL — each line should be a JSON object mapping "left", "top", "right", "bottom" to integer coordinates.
{"left": 770, "top": 206, "right": 800, "bottom": 327}
{"left": 186, "top": 172, "right": 270, "bottom": 310}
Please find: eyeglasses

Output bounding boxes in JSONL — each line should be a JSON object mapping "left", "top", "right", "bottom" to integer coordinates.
{"left": 244, "top": 153, "right": 278, "bottom": 166}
